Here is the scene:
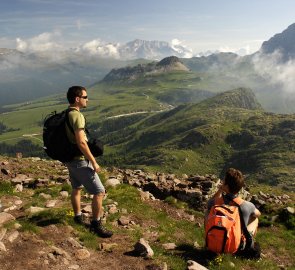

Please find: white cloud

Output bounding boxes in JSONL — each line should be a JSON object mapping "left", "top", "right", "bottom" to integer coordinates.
{"left": 218, "top": 45, "right": 252, "bottom": 56}
{"left": 16, "top": 31, "right": 63, "bottom": 52}
{"left": 171, "top": 38, "right": 193, "bottom": 58}
{"left": 78, "top": 39, "right": 120, "bottom": 58}
{"left": 253, "top": 50, "right": 295, "bottom": 93}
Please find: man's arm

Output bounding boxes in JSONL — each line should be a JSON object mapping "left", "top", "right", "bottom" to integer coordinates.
{"left": 75, "top": 128, "right": 101, "bottom": 173}
{"left": 253, "top": 208, "right": 261, "bottom": 218}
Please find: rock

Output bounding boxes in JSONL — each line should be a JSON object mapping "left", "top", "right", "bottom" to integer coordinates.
{"left": 39, "top": 193, "right": 52, "bottom": 200}
{"left": 60, "top": 191, "right": 69, "bottom": 198}
{"left": 1, "top": 168, "right": 10, "bottom": 175}
{"left": 0, "top": 228, "right": 7, "bottom": 241}
{"left": 193, "top": 241, "right": 200, "bottom": 248}
{"left": 99, "top": 242, "right": 118, "bottom": 252}
{"left": 105, "top": 178, "right": 121, "bottom": 188}
{"left": 229, "top": 262, "right": 235, "bottom": 268}
{"left": 51, "top": 245, "right": 71, "bottom": 259}
{"left": 14, "top": 199, "right": 23, "bottom": 205}
{"left": 11, "top": 174, "right": 31, "bottom": 184}
{"left": 26, "top": 206, "right": 46, "bottom": 215}
{"left": 4, "top": 205, "right": 17, "bottom": 212}
{"left": 187, "top": 260, "right": 208, "bottom": 270}
{"left": 162, "top": 243, "right": 177, "bottom": 250}
{"left": 45, "top": 200, "right": 58, "bottom": 208}
{"left": 7, "top": 231, "right": 19, "bottom": 243}
{"left": 67, "top": 237, "right": 83, "bottom": 248}
{"left": 0, "top": 212, "right": 15, "bottom": 225}
{"left": 0, "top": 241, "right": 6, "bottom": 252}
{"left": 134, "top": 238, "right": 154, "bottom": 258}
{"left": 74, "top": 248, "right": 91, "bottom": 260}
{"left": 118, "top": 216, "right": 130, "bottom": 226}
{"left": 68, "top": 265, "right": 80, "bottom": 269}
{"left": 286, "top": 206, "right": 294, "bottom": 214}
{"left": 108, "top": 205, "right": 118, "bottom": 214}
{"left": 82, "top": 205, "right": 92, "bottom": 213}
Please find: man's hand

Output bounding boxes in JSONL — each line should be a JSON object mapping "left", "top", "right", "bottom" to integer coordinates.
{"left": 92, "top": 162, "right": 101, "bottom": 173}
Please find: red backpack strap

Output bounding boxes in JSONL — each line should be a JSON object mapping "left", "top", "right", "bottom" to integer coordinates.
{"left": 232, "top": 197, "right": 244, "bottom": 206}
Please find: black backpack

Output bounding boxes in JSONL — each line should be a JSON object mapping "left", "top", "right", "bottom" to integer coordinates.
{"left": 43, "top": 109, "right": 104, "bottom": 162}
{"left": 43, "top": 109, "right": 81, "bottom": 162}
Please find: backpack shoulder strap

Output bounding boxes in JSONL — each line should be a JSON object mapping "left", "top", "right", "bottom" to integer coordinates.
{"left": 232, "top": 197, "right": 253, "bottom": 249}
{"left": 65, "top": 108, "right": 75, "bottom": 134}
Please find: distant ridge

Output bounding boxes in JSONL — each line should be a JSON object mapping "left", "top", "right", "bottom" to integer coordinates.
{"left": 102, "top": 56, "right": 189, "bottom": 82}
{"left": 204, "top": 88, "right": 262, "bottom": 110}
{"left": 260, "top": 23, "right": 295, "bottom": 60}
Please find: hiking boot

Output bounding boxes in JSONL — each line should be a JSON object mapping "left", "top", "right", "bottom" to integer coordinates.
{"left": 73, "top": 215, "right": 84, "bottom": 225}
{"left": 90, "top": 220, "right": 113, "bottom": 238}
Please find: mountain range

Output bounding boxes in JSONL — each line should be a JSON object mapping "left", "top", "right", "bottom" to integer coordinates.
{"left": 1, "top": 23, "right": 295, "bottom": 112}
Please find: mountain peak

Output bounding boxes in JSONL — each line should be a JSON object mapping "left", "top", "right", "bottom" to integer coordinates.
{"left": 260, "top": 22, "right": 295, "bottom": 60}
{"left": 205, "top": 88, "right": 262, "bottom": 110}
{"left": 156, "top": 56, "right": 189, "bottom": 71}
{"left": 102, "top": 56, "right": 189, "bottom": 82}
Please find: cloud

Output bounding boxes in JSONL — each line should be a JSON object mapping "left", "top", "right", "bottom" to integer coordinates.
{"left": 252, "top": 50, "right": 295, "bottom": 94}
{"left": 77, "top": 39, "right": 120, "bottom": 58}
{"left": 171, "top": 38, "right": 193, "bottom": 58}
{"left": 16, "top": 31, "right": 63, "bottom": 52}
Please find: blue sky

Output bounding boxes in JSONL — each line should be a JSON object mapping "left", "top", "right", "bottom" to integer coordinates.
{"left": 1, "top": 0, "right": 295, "bottom": 54}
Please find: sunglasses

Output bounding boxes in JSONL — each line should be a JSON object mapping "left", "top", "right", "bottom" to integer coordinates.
{"left": 80, "top": 96, "right": 88, "bottom": 99}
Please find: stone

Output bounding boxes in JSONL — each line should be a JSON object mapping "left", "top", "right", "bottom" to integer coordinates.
{"left": 286, "top": 207, "right": 294, "bottom": 214}
{"left": 0, "top": 212, "right": 15, "bottom": 225}
{"left": 7, "top": 231, "right": 19, "bottom": 243}
{"left": 51, "top": 245, "right": 71, "bottom": 259}
{"left": 11, "top": 174, "right": 30, "bottom": 184}
{"left": 14, "top": 199, "right": 23, "bottom": 205}
{"left": 187, "top": 260, "right": 208, "bottom": 270}
{"left": 108, "top": 205, "right": 118, "bottom": 214}
{"left": 68, "top": 265, "right": 80, "bottom": 269}
{"left": 162, "top": 243, "right": 177, "bottom": 250}
{"left": 118, "top": 216, "right": 130, "bottom": 226}
{"left": 39, "top": 193, "right": 52, "bottom": 200}
{"left": 1, "top": 168, "right": 10, "bottom": 175}
{"left": 46, "top": 200, "right": 58, "bottom": 208}
{"left": 60, "top": 191, "right": 69, "bottom": 198}
{"left": 26, "top": 206, "right": 46, "bottom": 215}
{"left": 134, "top": 238, "right": 154, "bottom": 258}
{"left": 74, "top": 248, "right": 91, "bottom": 260}
{"left": 0, "top": 241, "right": 6, "bottom": 252}
{"left": 82, "top": 205, "right": 92, "bottom": 213}
{"left": 105, "top": 178, "right": 121, "bottom": 188}
{"left": 67, "top": 237, "right": 83, "bottom": 248}
{"left": 0, "top": 228, "right": 7, "bottom": 241}
{"left": 99, "top": 242, "right": 118, "bottom": 252}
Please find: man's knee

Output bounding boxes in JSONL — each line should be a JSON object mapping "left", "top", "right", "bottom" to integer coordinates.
{"left": 72, "top": 188, "right": 82, "bottom": 195}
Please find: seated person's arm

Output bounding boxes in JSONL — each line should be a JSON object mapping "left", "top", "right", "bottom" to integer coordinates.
{"left": 253, "top": 208, "right": 261, "bottom": 218}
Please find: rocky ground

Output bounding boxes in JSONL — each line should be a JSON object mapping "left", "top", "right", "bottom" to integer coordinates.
{"left": 0, "top": 156, "right": 294, "bottom": 270}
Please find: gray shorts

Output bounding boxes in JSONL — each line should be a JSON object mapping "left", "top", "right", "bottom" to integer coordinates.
{"left": 65, "top": 160, "right": 105, "bottom": 195}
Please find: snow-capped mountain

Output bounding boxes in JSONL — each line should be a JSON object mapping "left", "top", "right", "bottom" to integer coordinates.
{"left": 77, "top": 39, "right": 193, "bottom": 60}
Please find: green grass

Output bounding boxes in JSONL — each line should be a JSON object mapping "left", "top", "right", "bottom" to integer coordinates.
{"left": 0, "top": 181, "right": 14, "bottom": 195}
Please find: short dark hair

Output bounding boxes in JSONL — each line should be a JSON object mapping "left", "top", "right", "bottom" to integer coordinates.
{"left": 67, "top": 86, "right": 86, "bottom": 104}
{"left": 224, "top": 168, "right": 244, "bottom": 194}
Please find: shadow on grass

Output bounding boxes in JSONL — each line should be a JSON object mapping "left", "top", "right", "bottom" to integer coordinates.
{"left": 123, "top": 243, "right": 217, "bottom": 268}
{"left": 175, "top": 244, "right": 217, "bottom": 267}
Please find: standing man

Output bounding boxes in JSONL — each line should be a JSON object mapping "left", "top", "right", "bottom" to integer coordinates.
{"left": 65, "top": 85, "right": 113, "bottom": 238}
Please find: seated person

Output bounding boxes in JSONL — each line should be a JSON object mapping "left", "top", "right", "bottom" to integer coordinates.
{"left": 205, "top": 168, "right": 261, "bottom": 244}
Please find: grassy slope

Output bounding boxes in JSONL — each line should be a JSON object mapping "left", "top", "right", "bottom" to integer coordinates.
{"left": 0, "top": 71, "right": 295, "bottom": 188}
{"left": 0, "top": 158, "right": 294, "bottom": 270}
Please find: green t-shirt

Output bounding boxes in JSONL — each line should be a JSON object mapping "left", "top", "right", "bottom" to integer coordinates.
{"left": 65, "top": 108, "right": 88, "bottom": 159}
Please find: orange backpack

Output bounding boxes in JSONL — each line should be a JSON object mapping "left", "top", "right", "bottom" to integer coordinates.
{"left": 205, "top": 196, "right": 245, "bottom": 254}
